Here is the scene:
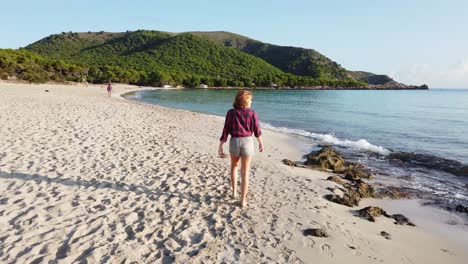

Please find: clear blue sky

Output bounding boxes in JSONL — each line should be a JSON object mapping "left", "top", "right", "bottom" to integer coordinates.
{"left": 2, "top": 0, "right": 467, "bottom": 88}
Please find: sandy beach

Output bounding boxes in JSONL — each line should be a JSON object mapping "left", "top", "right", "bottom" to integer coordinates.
{"left": 0, "top": 81, "right": 467, "bottom": 263}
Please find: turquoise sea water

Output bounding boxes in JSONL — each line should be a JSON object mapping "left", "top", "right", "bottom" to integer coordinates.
{"left": 130, "top": 88, "right": 468, "bottom": 209}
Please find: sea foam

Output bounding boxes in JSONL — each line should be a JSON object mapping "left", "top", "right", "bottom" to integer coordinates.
{"left": 261, "top": 122, "right": 391, "bottom": 155}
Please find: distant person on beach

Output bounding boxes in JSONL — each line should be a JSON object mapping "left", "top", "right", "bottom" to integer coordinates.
{"left": 219, "top": 90, "right": 263, "bottom": 208}
{"left": 106, "top": 82, "right": 112, "bottom": 97}
{"left": 82, "top": 76, "right": 88, "bottom": 87}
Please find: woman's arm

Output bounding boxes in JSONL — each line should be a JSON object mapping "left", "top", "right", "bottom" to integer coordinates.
{"left": 253, "top": 111, "right": 263, "bottom": 152}
{"left": 219, "top": 110, "right": 231, "bottom": 157}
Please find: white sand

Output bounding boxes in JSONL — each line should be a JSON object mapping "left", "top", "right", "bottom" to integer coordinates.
{"left": 0, "top": 81, "right": 467, "bottom": 263}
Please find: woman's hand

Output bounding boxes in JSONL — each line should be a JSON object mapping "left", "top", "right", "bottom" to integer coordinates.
{"left": 218, "top": 142, "right": 226, "bottom": 158}
{"left": 256, "top": 136, "right": 264, "bottom": 152}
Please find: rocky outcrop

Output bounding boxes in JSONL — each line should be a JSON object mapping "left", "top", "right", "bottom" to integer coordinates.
{"left": 368, "top": 83, "right": 428, "bottom": 90}
{"left": 342, "top": 164, "right": 373, "bottom": 180}
{"left": 348, "top": 71, "right": 428, "bottom": 89}
{"left": 327, "top": 175, "right": 346, "bottom": 185}
{"left": 380, "top": 231, "right": 391, "bottom": 240}
{"left": 356, "top": 206, "right": 415, "bottom": 226}
{"left": 305, "top": 145, "right": 347, "bottom": 171}
{"left": 297, "top": 146, "right": 375, "bottom": 207}
{"left": 455, "top": 166, "right": 468, "bottom": 177}
{"left": 325, "top": 179, "right": 375, "bottom": 207}
{"left": 282, "top": 159, "right": 297, "bottom": 167}
{"left": 326, "top": 193, "right": 361, "bottom": 207}
{"left": 374, "top": 186, "right": 418, "bottom": 199}
{"left": 357, "top": 206, "right": 389, "bottom": 222}
{"left": 391, "top": 214, "right": 415, "bottom": 226}
{"left": 353, "top": 180, "right": 375, "bottom": 198}
{"left": 305, "top": 146, "right": 373, "bottom": 179}
{"left": 455, "top": 204, "right": 468, "bottom": 214}
{"left": 388, "top": 151, "right": 468, "bottom": 177}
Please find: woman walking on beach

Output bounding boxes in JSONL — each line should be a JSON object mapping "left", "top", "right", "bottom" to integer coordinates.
{"left": 219, "top": 90, "right": 263, "bottom": 208}
{"left": 106, "top": 82, "right": 112, "bottom": 97}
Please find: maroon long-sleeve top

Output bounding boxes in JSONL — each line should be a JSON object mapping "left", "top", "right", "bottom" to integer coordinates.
{"left": 220, "top": 108, "right": 262, "bottom": 142}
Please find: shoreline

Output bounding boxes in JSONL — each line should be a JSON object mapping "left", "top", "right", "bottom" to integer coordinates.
{"left": 120, "top": 86, "right": 468, "bottom": 230}
{"left": 0, "top": 79, "right": 430, "bottom": 91}
{"left": 121, "top": 85, "right": 468, "bottom": 237}
{"left": 0, "top": 81, "right": 466, "bottom": 263}
{"left": 129, "top": 86, "right": 430, "bottom": 91}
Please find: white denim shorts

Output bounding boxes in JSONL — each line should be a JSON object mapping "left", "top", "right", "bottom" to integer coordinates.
{"left": 229, "top": 137, "right": 255, "bottom": 156}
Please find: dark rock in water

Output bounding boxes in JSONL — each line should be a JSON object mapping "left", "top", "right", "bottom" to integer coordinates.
{"left": 388, "top": 151, "right": 468, "bottom": 177}
{"left": 391, "top": 214, "right": 415, "bottom": 226}
{"left": 455, "top": 204, "right": 468, "bottom": 214}
{"left": 305, "top": 145, "right": 347, "bottom": 171}
{"left": 342, "top": 164, "right": 373, "bottom": 180}
{"left": 306, "top": 145, "right": 373, "bottom": 179}
{"left": 303, "top": 228, "right": 328, "bottom": 237}
{"left": 302, "top": 146, "right": 376, "bottom": 207}
{"left": 454, "top": 166, "right": 468, "bottom": 177}
{"left": 380, "top": 231, "right": 391, "bottom": 240}
{"left": 357, "top": 206, "right": 389, "bottom": 222}
{"left": 327, "top": 175, "right": 347, "bottom": 185}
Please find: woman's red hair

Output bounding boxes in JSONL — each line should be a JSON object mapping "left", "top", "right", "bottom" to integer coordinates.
{"left": 233, "top": 90, "right": 252, "bottom": 109}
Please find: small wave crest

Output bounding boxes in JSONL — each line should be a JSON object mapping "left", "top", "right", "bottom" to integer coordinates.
{"left": 132, "top": 91, "right": 143, "bottom": 99}
{"left": 261, "top": 122, "right": 391, "bottom": 155}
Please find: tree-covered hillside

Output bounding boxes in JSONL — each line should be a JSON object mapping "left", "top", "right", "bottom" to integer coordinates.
{"left": 188, "top": 31, "right": 350, "bottom": 80}
{"left": 188, "top": 31, "right": 423, "bottom": 87}
{"left": 24, "top": 30, "right": 366, "bottom": 88}
{"left": 0, "top": 49, "right": 86, "bottom": 83}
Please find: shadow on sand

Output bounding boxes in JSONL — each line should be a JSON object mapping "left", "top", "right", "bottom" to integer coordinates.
{"left": 0, "top": 171, "right": 237, "bottom": 206}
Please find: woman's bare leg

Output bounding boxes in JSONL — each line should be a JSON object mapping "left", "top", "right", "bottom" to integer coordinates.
{"left": 230, "top": 155, "right": 240, "bottom": 198}
{"left": 240, "top": 155, "right": 252, "bottom": 207}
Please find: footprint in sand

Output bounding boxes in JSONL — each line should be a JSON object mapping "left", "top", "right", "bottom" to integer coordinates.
{"left": 302, "top": 237, "right": 315, "bottom": 248}
{"left": 320, "top": 243, "right": 333, "bottom": 257}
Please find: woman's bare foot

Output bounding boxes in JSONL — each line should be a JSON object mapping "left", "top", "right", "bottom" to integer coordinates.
{"left": 232, "top": 193, "right": 238, "bottom": 199}
{"left": 240, "top": 200, "right": 247, "bottom": 208}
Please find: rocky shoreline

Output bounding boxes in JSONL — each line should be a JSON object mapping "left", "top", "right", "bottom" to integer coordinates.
{"left": 283, "top": 145, "right": 468, "bottom": 222}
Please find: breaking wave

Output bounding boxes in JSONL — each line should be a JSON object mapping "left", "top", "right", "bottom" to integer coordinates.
{"left": 261, "top": 122, "right": 391, "bottom": 155}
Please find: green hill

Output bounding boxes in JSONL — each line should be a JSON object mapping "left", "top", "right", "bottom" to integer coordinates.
{"left": 0, "top": 48, "right": 86, "bottom": 83}
{"left": 188, "top": 31, "right": 426, "bottom": 88}
{"left": 188, "top": 31, "right": 350, "bottom": 80}
{"left": 23, "top": 30, "right": 366, "bottom": 88}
